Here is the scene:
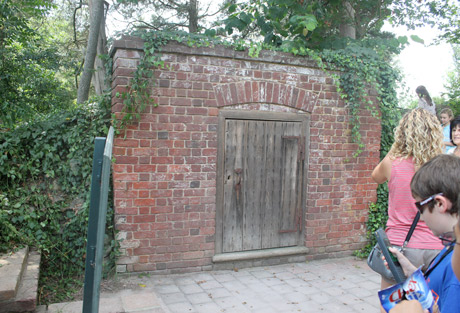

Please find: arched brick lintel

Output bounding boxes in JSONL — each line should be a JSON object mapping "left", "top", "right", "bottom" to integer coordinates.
{"left": 213, "top": 81, "right": 318, "bottom": 113}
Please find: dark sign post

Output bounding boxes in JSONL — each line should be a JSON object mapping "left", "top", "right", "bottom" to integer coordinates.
{"left": 83, "top": 126, "right": 114, "bottom": 313}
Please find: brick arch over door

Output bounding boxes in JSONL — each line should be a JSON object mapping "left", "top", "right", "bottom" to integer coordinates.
{"left": 213, "top": 81, "right": 318, "bottom": 112}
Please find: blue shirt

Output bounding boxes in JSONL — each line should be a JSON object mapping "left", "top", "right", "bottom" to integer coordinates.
{"left": 425, "top": 245, "right": 460, "bottom": 312}
{"left": 443, "top": 124, "right": 455, "bottom": 154}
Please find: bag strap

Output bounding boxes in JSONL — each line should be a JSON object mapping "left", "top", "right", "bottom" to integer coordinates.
{"left": 401, "top": 211, "right": 420, "bottom": 250}
{"left": 424, "top": 245, "right": 454, "bottom": 278}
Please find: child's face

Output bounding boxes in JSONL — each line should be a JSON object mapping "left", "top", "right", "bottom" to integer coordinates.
{"left": 440, "top": 113, "right": 451, "bottom": 126}
{"left": 453, "top": 125, "right": 460, "bottom": 145}
{"left": 416, "top": 195, "right": 454, "bottom": 237}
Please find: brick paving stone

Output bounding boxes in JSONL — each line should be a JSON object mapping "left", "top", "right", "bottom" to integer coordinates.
{"left": 235, "top": 274, "right": 261, "bottom": 285}
{"left": 284, "top": 291, "right": 309, "bottom": 303}
{"left": 323, "top": 285, "right": 346, "bottom": 297}
{"left": 260, "top": 277, "right": 286, "bottom": 287}
{"left": 337, "top": 293, "right": 368, "bottom": 306}
{"left": 270, "top": 282, "right": 296, "bottom": 294}
{"left": 197, "top": 279, "right": 222, "bottom": 290}
{"left": 213, "top": 273, "right": 237, "bottom": 283}
{"left": 191, "top": 273, "right": 215, "bottom": 282}
{"left": 296, "top": 271, "right": 320, "bottom": 281}
{"left": 179, "top": 283, "right": 203, "bottom": 294}
{"left": 186, "top": 292, "right": 213, "bottom": 305}
{"left": 259, "top": 291, "right": 284, "bottom": 304}
{"left": 352, "top": 301, "right": 382, "bottom": 312}
{"left": 284, "top": 277, "right": 309, "bottom": 288}
{"left": 295, "top": 284, "right": 320, "bottom": 296}
{"left": 160, "top": 292, "right": 189, "bottom": 305}
{"left": 314, "top": 292, "right": 337, "bottom": 306}
{"left": 168, "top": 301, "right": 197, "bottom": 313}
{"left": 248, "top": 269, "right": 273, "bottom": 279}
{"left": 208, "top": 287, "right": 232, "bottom": 299}
{"left": 246, "top": 282, "right": 271, "bottom": 294}
{"left": 271, "top": 270, "right": 297, "bottom": 280}
{"left": 252, "top": 306, "right": 278, "bottom": 313}
{"left": 220, "top": 280, "right": 247, "bottom": 292}
{"left": 213, "top": 296, "right": 235, "bottom": 309}
{"left": 348, "top": 286, "right": 375, "bottom": 298}
{"left": 192, "top": 301, "right": 222, "bottom": 313}
{"left": 155, "top": 284, "right": 181, "bottom": 294}
{"left": 173, "top": 277, "right": 196, "bottom": 285}
{"left": 241, "top": 297, "right": 270, "bottom": 311}
{"left": 322, "top": 302, "right": 357, "bottom": 313}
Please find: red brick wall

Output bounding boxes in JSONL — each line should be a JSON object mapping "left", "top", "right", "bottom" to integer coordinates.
{"left": 110, "top": 36, "right": 381, "bottom": 273}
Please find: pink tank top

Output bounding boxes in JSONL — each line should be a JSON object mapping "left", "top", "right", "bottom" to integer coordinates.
{"left": 386, "top": 158, "right": 443, "bottom": 249}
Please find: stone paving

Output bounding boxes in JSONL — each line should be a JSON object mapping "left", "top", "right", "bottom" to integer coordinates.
{"left": 37, "top": 256, "right": 382, "bottom": 313}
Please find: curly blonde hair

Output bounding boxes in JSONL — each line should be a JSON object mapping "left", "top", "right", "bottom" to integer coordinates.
{"left": 389, "top": 108, "right": 443, "bottom": 168}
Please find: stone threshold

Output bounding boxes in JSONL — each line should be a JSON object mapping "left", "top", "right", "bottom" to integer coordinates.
{"left": 212, "top": 246, "right": 309, "bottom": 263}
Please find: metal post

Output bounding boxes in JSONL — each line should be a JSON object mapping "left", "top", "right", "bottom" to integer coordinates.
{"left": 83, "top": 126, "right": 114, "bottom": 313}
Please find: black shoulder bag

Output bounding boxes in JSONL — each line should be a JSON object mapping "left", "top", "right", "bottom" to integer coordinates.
{"left": 367, "top": 212, "right": 420, "bottom": 281}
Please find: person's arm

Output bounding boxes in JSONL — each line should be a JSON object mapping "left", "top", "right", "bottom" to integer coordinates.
{"left": 388, "top": 247, "right": 418, "bottom": 277}
{"left": 389, "top": 300, "right": 427, "bottom": 313}
{"left": 372, "top": 154, "right": 392, "bottom": 184}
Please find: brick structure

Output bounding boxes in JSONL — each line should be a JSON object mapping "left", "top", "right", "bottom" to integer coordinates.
{"left": 110, "top": 36, "right": 381, "bottom": 274}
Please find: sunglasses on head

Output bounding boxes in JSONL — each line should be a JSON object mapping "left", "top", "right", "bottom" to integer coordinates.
{"left": 414, "top": 193, "right": 443, "bottom": 214}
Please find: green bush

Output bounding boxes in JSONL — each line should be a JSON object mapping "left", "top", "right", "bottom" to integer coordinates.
{"left": 0, "top": 96, "right": 115, "bottom": 304}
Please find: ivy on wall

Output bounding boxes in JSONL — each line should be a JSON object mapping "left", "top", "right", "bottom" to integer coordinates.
{"left": 0, "top": 95, "right": 117, "bottom": 304}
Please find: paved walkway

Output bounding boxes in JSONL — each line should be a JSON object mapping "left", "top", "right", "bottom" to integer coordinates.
{"left": 36, "top": 256, "right": 382, "bottom": 313}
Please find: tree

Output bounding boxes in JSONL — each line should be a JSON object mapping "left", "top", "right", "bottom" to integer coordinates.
{"left": 77, "top": 0, "right": 106, "bottom": 103}
{"left": 93, "top": 3, "right": 109, "bottom": 95}
{"left": 114, "top": 0, "right": 224, "bottom": 33}
{"left": 0, "top": 0, "right": 74, "bottom": 128}
{"left": 218, "top": 0, "right": 460, "bottom": 51}
{"left": 220, "top": 0, "right": 393, "bottom": 49}
{"left": 443, "top": 45, "right": 460, "bottom": 116}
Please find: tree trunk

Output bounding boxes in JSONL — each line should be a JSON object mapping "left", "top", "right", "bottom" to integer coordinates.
{"left": 188, "top": 0, "right": 198, "bottom": 33}
{"left": 339, "top": 1, "right": 356, "bottom": 39}
{"left": 77, "top": 0, "right": 104, "bottom": 103}
{"left": 93, "top": 2, "right": 109, "bottom": 95}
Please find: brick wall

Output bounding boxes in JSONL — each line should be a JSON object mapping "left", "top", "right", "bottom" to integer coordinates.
{"left": 110, "top": 36, "right": 381, "bottom": 274}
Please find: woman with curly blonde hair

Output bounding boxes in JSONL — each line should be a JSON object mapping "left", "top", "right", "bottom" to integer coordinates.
{"left": 372, "top": 108, "right": 444, "bottom": 292}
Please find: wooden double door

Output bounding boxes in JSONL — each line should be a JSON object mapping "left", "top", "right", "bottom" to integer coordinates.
{"left": 216, "top": 111, "right": 309, "bottom": 254}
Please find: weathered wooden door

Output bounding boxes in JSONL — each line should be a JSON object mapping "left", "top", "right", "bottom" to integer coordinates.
{"left": 217, "top": 111, "right": 309, "bottom": 254}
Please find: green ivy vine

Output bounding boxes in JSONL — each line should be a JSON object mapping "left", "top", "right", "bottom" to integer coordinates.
{"left": 0, "top": 95, "right": 118, "bottom": 304}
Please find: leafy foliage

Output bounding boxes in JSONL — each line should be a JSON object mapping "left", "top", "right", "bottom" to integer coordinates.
{"left": 0, "top": 97, "right": 116, "bottom": 304}
{"left": 443, "top": 45, "right": 460, "bottom": 116}
{"left": 0, "top": 0, "right": 75, "bottom": 129}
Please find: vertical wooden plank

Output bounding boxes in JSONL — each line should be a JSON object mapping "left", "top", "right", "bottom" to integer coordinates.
{"left": 222, "top": 120, "right": 244, "bottom": 252}
{"left": 261, "top": 120, "right": 280, "bottom": 249}
{"left": 242, "top": 120, "right": 264, "bottom": 250}
{"left": 214, "top": 114, "right": 226, "bottom": 254}
{"left": 279, "top": 122, "right": 302, "bottom": 247}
